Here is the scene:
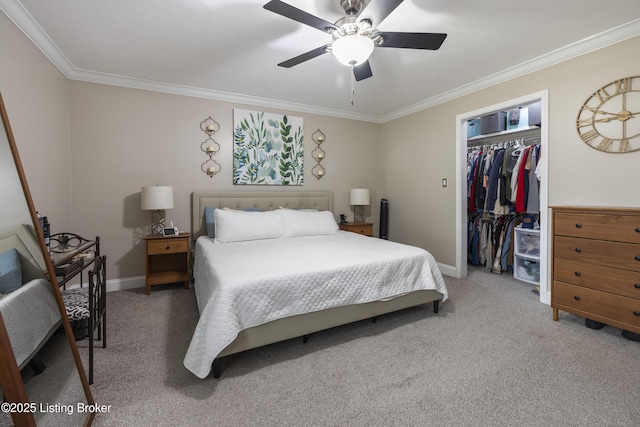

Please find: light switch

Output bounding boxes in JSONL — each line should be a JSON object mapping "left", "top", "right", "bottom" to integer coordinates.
{"left": 442, "top": 178, "right": 447, "bottom": 187}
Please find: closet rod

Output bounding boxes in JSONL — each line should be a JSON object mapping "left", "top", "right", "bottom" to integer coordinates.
{"left": 467, "top": 135, "right": 541, "bottom": 149}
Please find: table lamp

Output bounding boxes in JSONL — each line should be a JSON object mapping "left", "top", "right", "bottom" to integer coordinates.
{"left": 350, "top": 188, "right": 370, "bottom": 223}
{"left": 141, "top": 186, "right": 174, "bottom": 235}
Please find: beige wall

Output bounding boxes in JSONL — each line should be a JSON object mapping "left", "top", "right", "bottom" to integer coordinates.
{"left": 0, "top": 12, "right": 71, "bottom": 231}
{"left": 3, "top": 10, "right": 640, "bottom": 283}
{"left": 382, "top": 35, "right": 640, "bottom": 267}
{"left": 68, "top": 82, "right": 382, "bottom": 279}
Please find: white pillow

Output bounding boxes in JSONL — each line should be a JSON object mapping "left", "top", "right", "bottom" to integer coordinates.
{"left": 278, "top": 206, "right": 318, "bottom": 212}
{"left": 281, "top": 209, "right": 338, "bottom": 237}
{"left": 214, "top": 209, "right": 285, "bottom": 243}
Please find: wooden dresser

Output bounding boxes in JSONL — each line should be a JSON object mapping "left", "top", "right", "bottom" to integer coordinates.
{"left": 551, "top": 206, "right": 640, "bottom": 335}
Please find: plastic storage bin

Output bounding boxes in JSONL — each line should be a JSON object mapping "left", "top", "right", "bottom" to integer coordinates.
{"left": 513, "top": 227, "right": 540, "bottom": 285}
{"left": 514, "top": 257, "right": 540, "bottom": 284}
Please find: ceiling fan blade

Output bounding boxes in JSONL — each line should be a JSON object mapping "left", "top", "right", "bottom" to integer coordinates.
{"left": 264, "top": 0, "right": 337, "bottom": 33}
{"left": 353, "top": 61, "right": 373, "bottom": 81}
{"left": 357, "top": 0, "right": 404, "bottom": 26}
{"left": 277, "top": 44, "right": 331, "bottom": 68}
{"left": 375, "top": 32, "right": 447, "bottom": 50}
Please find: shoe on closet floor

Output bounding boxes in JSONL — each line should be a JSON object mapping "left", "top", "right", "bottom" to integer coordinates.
{"left": 621, "top": 330, "right": 640, "bottom": 342}
{"left": 585, "top": 318, "right": 606, "bottom": 330}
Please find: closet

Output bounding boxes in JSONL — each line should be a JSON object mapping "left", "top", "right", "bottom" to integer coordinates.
{"left": 464, "top": 98, "right": 545, "bottom": 292}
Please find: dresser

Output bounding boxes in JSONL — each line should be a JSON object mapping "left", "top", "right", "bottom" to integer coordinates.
{"left": 551, "top": 207, "right": 640, "bottom": 335}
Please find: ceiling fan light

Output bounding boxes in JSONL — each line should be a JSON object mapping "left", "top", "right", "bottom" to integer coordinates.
{"left": 332, "top": 35, "right": 374, "bottom": 66}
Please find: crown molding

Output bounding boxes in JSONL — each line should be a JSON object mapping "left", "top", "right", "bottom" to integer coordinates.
{"left": 3, "top": 0, "right": 640, "bottom": 124}
{"left": 70, "top": 68, "right": 382, "bottom": 123}
{"left": 0, "top": 0, "right": 75, "bottom": 76}
{"left": 381, "top": 18, "right": 640, "bottom": 122}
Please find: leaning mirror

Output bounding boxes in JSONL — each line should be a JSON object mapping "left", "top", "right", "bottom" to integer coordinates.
{"left": 0, "top": 92, "right": 95, "bottom": 426}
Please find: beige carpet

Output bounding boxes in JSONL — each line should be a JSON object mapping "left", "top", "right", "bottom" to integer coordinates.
{"left": 77, "top": 267, "right": 640, "bottom": 426}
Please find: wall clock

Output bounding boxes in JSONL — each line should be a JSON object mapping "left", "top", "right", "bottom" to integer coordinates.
{"left": 576, "top": 76, "right": 640, "bottom": 153}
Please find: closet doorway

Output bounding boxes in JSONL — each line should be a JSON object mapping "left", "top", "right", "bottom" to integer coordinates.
{"left": 455, "top": 90, "right": 550, "bottom": 304}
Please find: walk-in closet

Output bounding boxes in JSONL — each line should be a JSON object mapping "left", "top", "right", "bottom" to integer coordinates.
{"left": 456, "top": 91, "right": 549, "bottom": 303}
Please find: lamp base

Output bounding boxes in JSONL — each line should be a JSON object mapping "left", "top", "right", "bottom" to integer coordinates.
{"left": 150, "top": 209, "right": 166, "bottom": 236}
{"left": 354, "top": 205, "right": 365, "bottom": 223}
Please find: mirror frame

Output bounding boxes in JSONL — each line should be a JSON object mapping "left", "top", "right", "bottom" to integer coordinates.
{"left": 0, "top": 92, "right": 96, "bottom": 426}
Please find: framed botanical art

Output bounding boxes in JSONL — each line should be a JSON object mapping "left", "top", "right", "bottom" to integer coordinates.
{"left": 233, "top": 109, "right": 304, "bottom": 185}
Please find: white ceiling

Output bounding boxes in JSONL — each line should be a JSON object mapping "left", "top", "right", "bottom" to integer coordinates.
{"left": 3, "top": 0, "right": 640, "bottom": 122}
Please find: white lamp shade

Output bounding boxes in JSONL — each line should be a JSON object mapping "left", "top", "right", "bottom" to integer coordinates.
{"left": 141, "top": 186, "right": 174, "bottom": 210}
{"left": 332, "top": 35, "right": 374, "bottom": 66}
{"left": 350, "top": 188, "right": 370, "bottom": 206}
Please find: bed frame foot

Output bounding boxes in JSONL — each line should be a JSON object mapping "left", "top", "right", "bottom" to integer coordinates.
{"left": 28, "top": 357, "right": 46, "bottom": 375}
{"left": 371, "top": 316, "right": 377, "bottom": 323}
{"left": 212, "top": 358, "right": 221, "bottom": 378}
{"left": 302, "top": 334, "right": 311, "bottom": 344}
{"left": 433, "top": 300, "right": 440, "bottom": 314}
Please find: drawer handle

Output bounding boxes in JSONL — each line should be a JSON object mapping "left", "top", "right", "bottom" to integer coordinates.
{"left": 575, "top": 248, "right": 582, "bottom": 253}
{"left": 636, "top": 256, "right": 640, "bottom": 261}
{"left": 634, "top": 311, "right": 640, "bottom": 317}
{"left": 166, "top": 246, "right": 171, "bottom": 250}
{"left": 575, "top": 223, "right": 582, "bottom": 228}
{"left": 574, "top": 296, "right": 580, "bottom": 301}
{"left": 574, "top": 271, "right": 581, "bottom": 276}
{"left": 634, "top": 284, "right": 640, "bottom": 289}
{"left": 636, "top": 228, "right": 640, "bottom": 233}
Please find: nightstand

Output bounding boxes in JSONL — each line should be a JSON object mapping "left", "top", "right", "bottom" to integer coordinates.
{"left": 339, "top": 222, "right": 374, "bottom": 237}
{"left": 144, "top": 233, "right": 190, "bottom": 295}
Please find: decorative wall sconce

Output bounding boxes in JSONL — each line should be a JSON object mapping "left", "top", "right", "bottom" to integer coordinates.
{"left": 311, "top": 129, "right": 326, "bottom": 179}
{"left": 200, "top": 116, "right": 221, "bottom": 177}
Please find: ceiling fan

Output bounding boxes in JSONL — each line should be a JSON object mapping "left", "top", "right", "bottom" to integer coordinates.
{"left": 263, "top": 0, "right": 447, "bottom": 81}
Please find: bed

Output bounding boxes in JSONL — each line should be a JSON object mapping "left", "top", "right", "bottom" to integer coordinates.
{"left": 0, "top": 225, "right": 61, "bottom": 370}
{"left": 184, "top": 191, "right": 448, "bottom": 379}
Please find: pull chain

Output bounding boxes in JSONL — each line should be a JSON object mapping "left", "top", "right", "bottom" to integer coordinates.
{"left": 350, "top": 64, "right": 355, "bottom": 106}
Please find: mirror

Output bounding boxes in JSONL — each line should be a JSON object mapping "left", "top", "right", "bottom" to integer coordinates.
{"left": 0, "top": 92, "right": 95, "bottom": 426}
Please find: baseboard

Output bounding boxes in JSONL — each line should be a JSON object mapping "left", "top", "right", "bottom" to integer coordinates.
{"left": 437, "top": 263, "right": 456, "bottom": 278}
{"left": 106, "top": 275, "right": 145, "bottom": 292}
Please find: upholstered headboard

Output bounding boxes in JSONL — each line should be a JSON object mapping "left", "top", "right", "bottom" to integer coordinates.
{"left": 0, "top": 224, "right": 47, "bottom": 283}
{"left": 191, "top": 191, "right": 333, "bottom": 239}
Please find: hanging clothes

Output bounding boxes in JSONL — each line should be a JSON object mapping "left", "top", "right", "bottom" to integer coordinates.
{"left": 526, "top": 145, "right": 541, "bottom": 213}
{"left": 467, "top": 136, "right": 541, "bottom": 272}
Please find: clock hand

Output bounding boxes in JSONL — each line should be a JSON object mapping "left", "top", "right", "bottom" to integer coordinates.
{"left": 594, "top": 111, "right": 640, "bottom": 122}
{"left": 594, "top": 109, "right": 621, "bottom": 116}
{"left": 594, "top": 117, "right": 616, "bottom": 123}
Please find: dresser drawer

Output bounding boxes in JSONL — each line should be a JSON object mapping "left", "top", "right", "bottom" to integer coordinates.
{"left": 554, "top": 259, "right": 640, "bottom": 299}
{"left": 554, "top": 235, "right": 640, "bottom": 272}
{"left": 147, "top": 239, "right": 189, "bottom": 255}
{"left": 553, "top": 281, "right": 640, "bottom": 329}
{"left": 554, "top": 212, "right": 640, "bottom": 244}
{"left": 339, "top": 223, "right": 373, "bottom": 236}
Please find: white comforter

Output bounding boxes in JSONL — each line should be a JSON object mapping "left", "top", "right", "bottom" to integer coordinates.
{"left": 184, "top": 231, "right": 448, "bottom": 378}
{"left": 0, "top": 278, "right": 61, "bottom": 368}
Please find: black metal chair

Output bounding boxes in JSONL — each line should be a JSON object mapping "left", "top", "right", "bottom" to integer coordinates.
{"left": 61, "top": 255, "right": 106, "bottom": 384}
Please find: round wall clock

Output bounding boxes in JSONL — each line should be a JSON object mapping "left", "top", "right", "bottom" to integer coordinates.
{"left": 576, "top": 75, "right": 640, "bottom": 153}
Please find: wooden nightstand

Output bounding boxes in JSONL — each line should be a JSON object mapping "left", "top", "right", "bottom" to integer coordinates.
{"left": 144, "top": 233, "right": 190, "bottom": 295}
{"left": 339, "top": 222, "right": 374, "bottom": 237}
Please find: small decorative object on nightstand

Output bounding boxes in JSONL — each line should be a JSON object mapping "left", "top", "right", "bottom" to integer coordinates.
{"left": 339, "top": 222, "right": 374, "bottom": 237}
{"left": 144, "top": 233, "right": 190, "bottom": 295}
